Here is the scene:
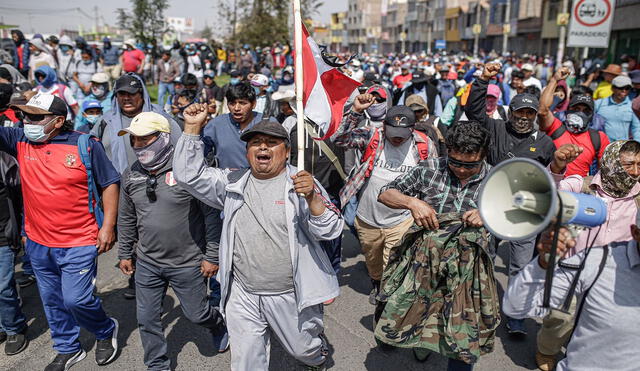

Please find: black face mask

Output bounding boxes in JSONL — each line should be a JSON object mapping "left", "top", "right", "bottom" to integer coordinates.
{"left": 565, "top": 111, "right": 592, "bottom": 134}
{"left": 508, "top": 112, "right": 535, "bottom": 134}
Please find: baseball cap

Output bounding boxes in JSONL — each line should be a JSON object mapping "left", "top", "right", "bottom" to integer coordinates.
{"left": 612, "top": 75, "right": 633, "bottom": 88}
{"left": 204, "top": 69, "right": 215, "bottom": 78}
{"left": 240, "top": 120, "right": 290, "bottom": 142}
{"left": 250, "top": 74, "right": 269, "bottom": 87}
{"left": 114, "top": 74, "right": 143, "bottom": 94}
{"left": 521, "top": 63, "right": 534, "bottom": 71}
{"left": 118, "top": 112, "right": 171, "bottom": 137}
{"left": 568, "top": 94, "right": 594, "bottom": 111}
{"left": 405, "top": 94, "right": 428, "bottom": 111}
{"left": 82, "top": 100, "right": 102, "bottom": 112}
{"left": 487, "top": 84, "right": 501, "bottom": 98}
{"left": 510, "top": 93, "right": 539, "bottom": 112}
{"left": 629, "top": 70, "right": 640, "bottom": 85}
{"left": 124, "top": 39, "right": 136, "bottom": 48}
{"left": 366, "top": 85, "right": 387, "bottom": 100}
{"left": 384, "top": 106, "right": 416, "bottom": 128}
{"left": 90, "top": 72, "right": 110, "bottom": 84}
{"left": 229, "top": 70, "right": 242, "bottom": 78}
{"left": 271, "top": 90, "right": 295, "bottom": 102}
{"left": 401, "top": 63, "right": 410, "bottom": 70}
{"left": 12, "top": 93, "right": 68, "bottom": 117}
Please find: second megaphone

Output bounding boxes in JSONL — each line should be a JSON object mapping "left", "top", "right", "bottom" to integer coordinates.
{"left": 478, "top": 158, "right": 606, "bottom": 241}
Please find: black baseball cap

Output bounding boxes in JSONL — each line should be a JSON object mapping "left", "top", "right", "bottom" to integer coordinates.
{"left": 509, "top": 93, "right": 539, "bottom": 112}
{"left": 568, "top": 94, "right": 594, "bottom": 111}
{"left": 114, "top": 74, "right": 143, "bottom": 94}
{"left": 229, "top": 70, "right": 242, "bottom": 78}
{"left": 240, "top": 120, "right": 290, "bottom": 142}
{"left": 384, "top": 106, "right": 416, "bottom": 128}
{"left": 11, "top": 92, "right": 68, "bottom": 117}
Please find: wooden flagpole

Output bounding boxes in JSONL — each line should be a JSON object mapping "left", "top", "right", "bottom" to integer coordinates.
{"left": 293, "top": 0, "right": 305, "bottom": 172}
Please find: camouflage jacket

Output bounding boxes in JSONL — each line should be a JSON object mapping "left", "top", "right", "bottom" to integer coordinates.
{"left": 374, "top": 213, "right": 500, "bottom": 364}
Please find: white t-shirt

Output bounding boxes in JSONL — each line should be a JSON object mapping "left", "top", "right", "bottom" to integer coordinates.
{"left": 357, "top": 138, "right": 418, "bottom": 227}
{"left": 28, "top": 53, "right": 57, "bottom": 81}
{"left": 187, "top": 55, "right": 203, "bottom": 78}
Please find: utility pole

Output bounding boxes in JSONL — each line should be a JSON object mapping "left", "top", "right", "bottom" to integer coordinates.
{"left": 93, "top": 5, "right": 99, "bottom": 35}
{"left": 232, "top": 0, "right": 238, "bottom": 63}
{"left": 556, "top": 0, "right": 569, "bottom": 67}
{"left": 473, "top": 0, "right": 482, "bottom": 57}
{"left": 426, "top": 3, "right": 432, "bottom": 55}
{"left": 502, "top": 0, "right": 510, "bottom": 54}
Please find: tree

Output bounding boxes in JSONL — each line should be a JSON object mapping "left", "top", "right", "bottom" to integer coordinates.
{"left": 219, "top": 0, "right": 324, "bottom": 47}
{"left": 200, "top": 23, "right": 213, "bottom": 41}
{"left": 117, "top": 0, "right": 170, "bottom": 45}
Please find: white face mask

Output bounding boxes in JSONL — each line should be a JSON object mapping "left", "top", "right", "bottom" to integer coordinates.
{"left": 23, "top": 117, "right": 57, "bottom": 142}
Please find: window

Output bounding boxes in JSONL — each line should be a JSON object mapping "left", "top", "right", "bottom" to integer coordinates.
{"left": 548, "top": 0, "right": 560, "bottom": 22}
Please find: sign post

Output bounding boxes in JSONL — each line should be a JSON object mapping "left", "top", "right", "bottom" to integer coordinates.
{"left": 567, "top": 0, "right": 616, "bottom": 48}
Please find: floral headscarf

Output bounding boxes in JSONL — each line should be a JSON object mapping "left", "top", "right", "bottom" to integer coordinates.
{"left": 597, "top": 140, "right": 640, "bottom": 198}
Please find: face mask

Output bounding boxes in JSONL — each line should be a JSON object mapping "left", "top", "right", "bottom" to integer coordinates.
{"left": 60, "top": 45, "right": 70, "bottom": 53}
{"left": 91, "top": 85, "right": 107, "bottom": 98}
{"left": 133, "top": 132, "right": 173, "bottom": 172}
{"left": 83, "top": 59, "right": 92, "bottom": 65}
{"left": 565, "top": 111, "right": 591, "bottom": 134}
{"left": 550, "top": 95, "right": 562, "bottom": 111}
{"left": 367, "top": 102, "right": 387, "bottom": 121}
{"left": 230, "top": 78, "right": 240, "bottom": 86}
{"left": 84, "top": 114, "right": 102, "bottom": 126}
{"left": 253, "top": 86, "right": 261, "bottom": 95}
{"left": 509, "top": 113, "right": 535, "bottom": 134}
{"left": 23, "top": 118, "right": 56, "bottom": 142}
{"left": 33, "top": 50, "right": 41, "bottom": 56}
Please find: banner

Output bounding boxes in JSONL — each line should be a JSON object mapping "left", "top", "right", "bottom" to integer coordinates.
{"left": 567, "top": 0, "right": 616, "bottom": 48}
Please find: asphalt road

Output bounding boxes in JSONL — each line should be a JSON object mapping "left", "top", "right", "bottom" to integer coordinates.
{"left": 0, "top": 230, "right": 541, "bottom": 371}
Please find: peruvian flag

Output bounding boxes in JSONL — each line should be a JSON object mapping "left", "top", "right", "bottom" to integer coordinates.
{"left": 297, "top": 24, "right": 361, "bottom": 140}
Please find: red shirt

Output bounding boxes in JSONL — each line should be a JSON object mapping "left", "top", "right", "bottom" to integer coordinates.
{"left": 393, "top": 74, "right": 412, "bottom": 89}
{"left": 122, "top": 49, "right": 145, "bottom": 73}
{"left": 0, "top": 108, "right": 19, "bottom": 127}
{"left": 544, "top": 117, "right": 610, "bottom": 177}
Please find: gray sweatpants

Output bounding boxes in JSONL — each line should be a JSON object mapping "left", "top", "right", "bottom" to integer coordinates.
{"left": 508, "top": 236, "right": 537, "bottom": 278}
{"left": 135, "top": 259, "right": 223, "bottom": 371}
{"left": 225, "top": 279, "right": 326, "bottom": 371}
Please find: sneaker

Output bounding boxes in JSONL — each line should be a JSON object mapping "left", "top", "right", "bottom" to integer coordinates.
{"left": 535, "top": 351, "right": 557, "bottom": 371}
{"left": 413, "top": 348, "right": 431, "bottom": 362}
{"left": 44, "top": 350, "right": 86, "bottom": 371}
{"left": 211, "top": 327, "right": 229, "bottom": 353}
{"left": 506, "top": 318, "right": 527, "bottom": 336}
{"left": 5, "top": 330, "right": 28, "bottom": 355}
{"left": 95, "top": 318, "right": 119, "bottom": 365}
{"left": 17, "top": 274, "right": 36, "bottom": 288}
{"left": 323, "top": 298, "right": 335, "bottom": 305}
{"left": 0, "top": 331, "right": 6, "bottom": 343}
{"left": 318, "top": 332, "right": 329, "bottom": 358}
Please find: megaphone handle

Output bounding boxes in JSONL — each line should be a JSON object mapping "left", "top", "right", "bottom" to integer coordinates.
{"left": 542, "top": 194, "right": 564, "bottom": 308}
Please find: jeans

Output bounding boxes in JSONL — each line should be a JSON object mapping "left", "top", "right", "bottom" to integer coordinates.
{"left": 26, "top": 239, "right": 115, "bottom": 353}
{"left": 22, "top": 248, "right": 34, "bottom": 276}
{"left": 157, "top": 82, "right": 175, "bottom": 108}
{"left": 0, "top": 246, "right": 26, "bottom": 335}
{"left": 319, "top": 197, "right": 342, "bottom": 274}
{"left": 135, "top": 259, "right": 223, "bottom": 370}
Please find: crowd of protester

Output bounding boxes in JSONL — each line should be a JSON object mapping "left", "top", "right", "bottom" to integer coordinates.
{"left": 0, "top": 27, "right": 639, "bottom": 371}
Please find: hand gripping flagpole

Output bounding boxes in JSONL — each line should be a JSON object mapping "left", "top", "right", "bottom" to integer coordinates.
{"left": 293, "top": 0, "right": 305, "bottom": 173}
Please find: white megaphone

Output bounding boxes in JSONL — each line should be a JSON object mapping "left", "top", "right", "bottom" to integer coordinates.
{"left": 478, "top": 158, "right": 607, "bottom": 241}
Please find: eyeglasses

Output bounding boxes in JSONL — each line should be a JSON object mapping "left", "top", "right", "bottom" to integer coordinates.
{"left": 448, "top": 157, "right": 484, "bottom": 169}
{"left": 615, "top": 86, "right": 632, "bottom": 91}
{"left": 146, "top": 176, "right": 157, "bottom": 202}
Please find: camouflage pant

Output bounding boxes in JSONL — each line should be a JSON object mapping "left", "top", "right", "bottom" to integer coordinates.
{"left": 374, "top": 213, "right": 500, "bottom": 364}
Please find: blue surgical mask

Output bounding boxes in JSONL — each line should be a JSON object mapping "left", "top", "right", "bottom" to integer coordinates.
{"left": 84, "top": 114, "right": 102, "bottom": 126}
{"left": 23, "top": 118, "right": 56, "bottom": 142}
{"left": 253, "top": 86, "right": 261, "bottom": 95}
{"left": 83, "top": 59, "right": 92, "bottom": 65}
{"left": 60, "top": 45, "right": 70, "bottom": 53}
{"left": 230, "top": 78, "right": 240, "bottom": 85}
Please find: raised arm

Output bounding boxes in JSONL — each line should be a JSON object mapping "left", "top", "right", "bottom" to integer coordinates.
{"left": 172, "top": 103, "right": 229, "bottom": 209}
{"left": 464, "top": 62, "right": 501, "bottom": 125}
{"left": 330, "top": 93, "right": 375, "bottom": 149}
{"left": 539, "top": 67, "right": 571, "bottom": 131}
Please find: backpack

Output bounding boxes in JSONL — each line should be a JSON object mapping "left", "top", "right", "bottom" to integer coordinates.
{"left": 362, "top": 127, "right": 430, "bottom": 178}
{"left": 77, "top": 134, "right": 104, "bottom": 228}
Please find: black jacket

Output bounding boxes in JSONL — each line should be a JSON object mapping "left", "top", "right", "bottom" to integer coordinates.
{"left": 0, "top": 152, "right": 22, "bottom": 248}
{"left": 464, "top": 79, "right": 555, "bottom": 166}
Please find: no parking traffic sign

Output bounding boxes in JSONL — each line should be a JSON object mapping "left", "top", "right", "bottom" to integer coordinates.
{"left": 567, "top": 0, "right": 616, "bottom": 48}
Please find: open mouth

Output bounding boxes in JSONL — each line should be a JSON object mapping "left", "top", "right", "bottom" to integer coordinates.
{"left": 256, "top": 153, "right": 271, "bottom": 164}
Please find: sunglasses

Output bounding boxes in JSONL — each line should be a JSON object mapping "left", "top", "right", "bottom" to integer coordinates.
{"left": 448, "top": 157, "right": 483, "bottom": 169}
{"left": 615, "top": 86, "right": 632, "bottom": 91}
{"left": 146, "top": 176, "right": 157, "bottom": 202}
{"left": 16, "top": 111, "right": 48, "bottom": 123}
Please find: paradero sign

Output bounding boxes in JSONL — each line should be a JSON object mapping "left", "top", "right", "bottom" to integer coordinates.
{"left": 574, "top": 0, "right": 612, "bottom": 27}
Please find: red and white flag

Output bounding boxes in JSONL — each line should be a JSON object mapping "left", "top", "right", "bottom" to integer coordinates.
{"left": 297, "top": 24, "right": 361, "bottom": 140}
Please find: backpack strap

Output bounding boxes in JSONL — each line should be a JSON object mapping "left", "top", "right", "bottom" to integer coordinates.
{"left": 413, "top": 130, "right": 431, "bottom": 160}
{"left": 497, "top": 104, "right": 507, "bottom": 121}
{"left": 550, "top": 124, "right": 567, "bottom": 141}
{"left": 588, "top": 129, "right": 601, "bottom": 156}
{"left": 77, "top": 134, "right": 104, "bottom": 228}
{"left": 305, "top": 121, "right": 347, "bottom": 180}
{"left": 362, "top": 128, "right": 381, "bottom": 178}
